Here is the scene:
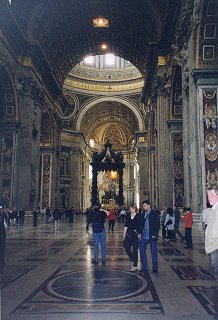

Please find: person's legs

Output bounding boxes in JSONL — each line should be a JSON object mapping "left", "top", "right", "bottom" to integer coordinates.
{"left": 185, "top": 228, "right": 192, "bottom": 248}
{"left": 139, "top": 239, "right": 149, "bottom": 271}
{"left": 132, "top": 237, "right": 139, "bottom": 267}
{"left": 93, "top": 232, "right": 99, "bottom": 262}
{"left": 0, "top": 230, "right": 6, "bottom": 264}
{"left": 150, "top": 240, "right": 158, "bottom": 271}
{"left": 175, "top": 225, "right": 184, "bottom": 240}
{"left": 210, "top": 249, "right": 218, "bottom": 280}
{"left": 100, "top": 230, "right": 106, "bottom": 262}
{"left": 111, "top": 220, "right": 115, "bottom": 231}
{"left": 162, "top": 224, "right": 166, "bottom": 239}
{"left": 108, "top": 220, "right": 112, "bottom": 230}
{"left": 124, "top": 238, "right": 134, "bottom": 262}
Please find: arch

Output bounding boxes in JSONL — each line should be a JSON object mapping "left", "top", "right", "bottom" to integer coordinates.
{"left": 76, "top": 96, "right": 145, "bottom": 132}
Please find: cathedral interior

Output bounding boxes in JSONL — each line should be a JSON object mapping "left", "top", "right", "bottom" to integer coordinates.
{"left": 0, "top": 0, "right": 218, "bottom": 319}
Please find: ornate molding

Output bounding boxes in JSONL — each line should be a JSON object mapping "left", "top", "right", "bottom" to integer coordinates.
{"left": 167, "top": 120, "right": 183, "bottom": 132}
{"left": 174, "top": 0, "right": 195, "bottom": 50}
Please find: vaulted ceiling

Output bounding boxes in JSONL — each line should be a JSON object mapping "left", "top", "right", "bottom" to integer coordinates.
{"left": 9, "top": 0, "right": 181, "bottom": 88}
{"left": 80, "top": 101, "right": 139, "bottom": 150}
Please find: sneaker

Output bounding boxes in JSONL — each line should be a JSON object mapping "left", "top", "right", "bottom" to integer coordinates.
{"left": 130, "top": 265, "right": 138, "bottom": 272}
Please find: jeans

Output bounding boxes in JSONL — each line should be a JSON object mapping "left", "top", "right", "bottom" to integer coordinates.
{"left": 210, "top": 249, "right": 218, "bottom": 279}
{"left": 93, "top": 229, "right": 106, "bottom": 262}
{"left": 185, "top": 228, "right": 192, "bottom": 248}
{"left": 140, "top": 238, "right": 158, "bottom": 271}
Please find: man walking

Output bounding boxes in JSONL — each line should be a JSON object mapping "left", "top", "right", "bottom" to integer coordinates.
{"left": 138, "top": 200, "right": 160, "bottom": 273}
{"left": 205, "top": 187, "right": 218, "bottom": 281}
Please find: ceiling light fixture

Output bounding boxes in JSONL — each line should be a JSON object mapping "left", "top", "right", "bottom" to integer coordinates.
{"left": 101, "top": 43, "right": 108, "bottom": 50}
{"left": 93, "top": 17, "right": 109, "bottom": 28}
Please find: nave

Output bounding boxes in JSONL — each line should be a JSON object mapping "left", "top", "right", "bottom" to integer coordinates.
{"left": 1, "top": 217, "right": 217, "bottom": 320}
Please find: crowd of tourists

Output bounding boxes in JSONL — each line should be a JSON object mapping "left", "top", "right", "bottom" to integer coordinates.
{"left": 87, "top": 186, "right": 218, "bottom": 281}
{"left": 1, "top": 186, "right": 218, "bottom": 281}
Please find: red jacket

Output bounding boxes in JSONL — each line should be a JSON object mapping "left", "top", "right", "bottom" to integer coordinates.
{"left": 108, "top": 209, "right": 116, "bottom": 221}
{"left": 183, "top": 211, "right": 193, "bottom": 228}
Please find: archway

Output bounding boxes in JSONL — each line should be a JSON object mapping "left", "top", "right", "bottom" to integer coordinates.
{"left": 91, "top": 142, "right": 125, "bottom": 207}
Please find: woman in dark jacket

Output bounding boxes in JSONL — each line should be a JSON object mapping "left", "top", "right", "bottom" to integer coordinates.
{"left": 123, "top": 204, "right": 140, "bottom": 272}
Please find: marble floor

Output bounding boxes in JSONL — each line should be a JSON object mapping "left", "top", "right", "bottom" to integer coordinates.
{"left": 1, "top": 216, "right": 218, "bottom": 320}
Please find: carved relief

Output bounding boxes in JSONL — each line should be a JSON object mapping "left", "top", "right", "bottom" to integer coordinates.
{"left": 173, "top": 133, "right": 184, "bottom": 207}
{"left": 203, "top": 89, "right": 218, "bottom": 188}
{"left": 205, "top": 133, "right": 217, "bottom": 161}
{"left": 0, "top": 132, "right": 14, "bottom": 207}
{"left": 40, "top": 154, "right": 52, "bottom": 208}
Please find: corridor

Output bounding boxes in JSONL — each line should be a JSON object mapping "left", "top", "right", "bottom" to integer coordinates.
{"left": 1, "top": 216, "right": 217, "bottom": 320}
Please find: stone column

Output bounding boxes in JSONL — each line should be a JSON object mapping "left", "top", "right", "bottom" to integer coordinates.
{"left": 155, "top": 91, "right": 173, "bottom": 208}
{"left": 191, "top": 70, "right": 218, "bottom": 211}
{"left": 13, "top": 76, "right": 43, "bottom": 210}
{"left": 69, "top": 146, "right": 82, "bottom": 209}
{"left": 137, "top": 146, "right": 149, "bottom": 205}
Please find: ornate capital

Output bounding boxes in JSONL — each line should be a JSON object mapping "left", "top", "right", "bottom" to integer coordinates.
{"left": 15, "top": 73, "right": 46, "bottom": 109}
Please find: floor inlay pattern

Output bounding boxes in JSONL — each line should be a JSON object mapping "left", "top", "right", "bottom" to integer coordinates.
{"left": 188, "top": 286, "right": 218, "bottom": 316}
{"left": 170, "top": 265, "right": 215, "bottom": 280}
{"left": 13, "top": 266, "right": 164, "bottom": 314}
{"left": 1, "top": 265, "right": 37, "bottom": 289}
{"left": 157, "top": 248, "right": 185, "bottom": 256}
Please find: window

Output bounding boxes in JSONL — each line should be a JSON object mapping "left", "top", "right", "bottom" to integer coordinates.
{"left": 105, "top": 54, "right": 115, "bottom": 66}
{"left": 84, "top": 56, "right": 94, "bottom": 65}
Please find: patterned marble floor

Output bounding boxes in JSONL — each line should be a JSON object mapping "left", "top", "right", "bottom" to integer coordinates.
{"left": 0, "top": 216, "right": 218, "bottom": 320}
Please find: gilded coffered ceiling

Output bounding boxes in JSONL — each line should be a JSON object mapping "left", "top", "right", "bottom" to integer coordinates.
{"left": 10, "top": 0, "right": 181, "bottom": 87}
{"left": 80, "top": 101, "right": 139, "bottom": 150}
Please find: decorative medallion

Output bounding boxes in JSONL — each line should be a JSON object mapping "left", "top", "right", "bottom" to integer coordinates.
{"left": 205, "top": 133, "right": 217, "bottom": 161}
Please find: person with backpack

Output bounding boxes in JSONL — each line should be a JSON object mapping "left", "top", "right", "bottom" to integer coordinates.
{"left": 90, "top": 206, "right": 109, "bottom": 265}
{"left": 164, "top": 207, "right": 176, "bottom": 242}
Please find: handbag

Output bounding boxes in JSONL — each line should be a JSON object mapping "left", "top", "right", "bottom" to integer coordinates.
{"left": 166, "top": 219, "right": 172, "bottom": 226}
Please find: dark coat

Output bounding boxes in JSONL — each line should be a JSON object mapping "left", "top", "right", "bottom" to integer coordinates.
{"left": 138, "top": 210, "right": 160, "bottom": 240}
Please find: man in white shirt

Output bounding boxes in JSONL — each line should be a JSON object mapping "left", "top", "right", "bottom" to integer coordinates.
{"left": 205, "top": 187, "right": 218, "bottom": 280}
{"left": 202, "top": 207, "right": 212, "bottom": 231}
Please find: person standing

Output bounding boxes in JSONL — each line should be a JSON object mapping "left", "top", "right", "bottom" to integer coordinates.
{"left": 160, "top": 206, "right": 167, "bottom": 239}
{"left": 108, "top": 207, "right": 116, "bottom": 231}
{"left": 202, "top": 205, "right": 212, "bottom": 231}
{"left": 205, "top": 187, "right": 218, "bottom": 281}
{"left": 164, "top": 207, "right": 176, "bottom": 242}
{"left": 138, "top": 200, "right": 160, "bottom": 273}
{"left": 0, "top": 207, "right": 7, "bottom": 265}
{"left": 19, "top": 208, "right": 25, "bottom": 227}
{"left": 85, "top": 207, "right": 91, "bottom": 231}
{"left": 123, "top": 204, "right": 140, "bottom": 272}
{"left": 53, "top": 208, "right": 61, "bottom": 229}
{"left": 45, "top": 207, "right": 51, "bottom": 224}
{"left": 90, "top": 206, "right": 109, "bottom": 265}
{"left": 32, "top": 208, "right": 39, "bottom": 227}
{"left": 182, "top": 207, "right": 193, "bottom": 249}
{"left": 174, "top": 204, "right": 185, "bottom": 241}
